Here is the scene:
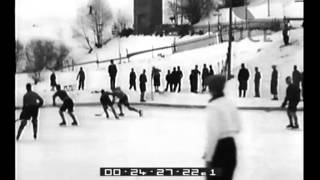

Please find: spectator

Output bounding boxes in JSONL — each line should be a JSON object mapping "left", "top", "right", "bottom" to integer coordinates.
{"left": 237, "top": 63, "right": 250, "bottom": 98}
{"left": 191, "top": 65, "right": 201, "bottom": 93}
{"left": 76, "top": 67, "right": 85, "bottom": 90}
{"left": 202, "top": 64, "right": 210, "bottom": 92}
{"left": 254, "top": 67, "right": 261, "bottom": 98}
{"left": 271, "top": 65, "right": 279, "bottom": 100}
{"left": 209, "top": 65, "right": 214, "bottom": 76}
{"left": 50, "top": 71, "right": 57, "bottom": 91}
{"left": 177, "top": 66, "right": 183, "bottom": 93}
{"left": 171, "top": 67, "right": 178, "bottom": 92}
{"left": 152, "top": 67, "right": 161, "bottom": 92}
{"left": 292, "top": 65, "right": 302, "bottom": 88}
{"left": 139, "top": 69, "right": 147, "bottom": 102}
{"left": 129, "top": 68, "right": 136, "bottom": 91}
{"left": 108, "top": 60, "right": 117, "bottom": 90}
{"left": 165, "top": 70, "right": 171, "bottom": 92}
{"left": 282, "top": 18, "right": 291, "bottom": 46}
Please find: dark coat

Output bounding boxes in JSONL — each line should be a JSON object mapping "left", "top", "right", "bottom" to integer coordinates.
{"left": 153, "top": 73, "right": 160, "bottom": 86}
{"left": 130, "top": 72, "right": 136, "bottom": 84}
{"left": 209, "top": 68, "right": 214, "bottom": 76}
{"left": 50, "top": 73, "right": 56, "bottom": 86}
{"left": 139, "top": 74, "right": 147, "bottom": 92}
{"left": 191, "top": 69, "right": 200, "bottom": 83}
{"left": 271, "top": 70, "right": 278, "bottom": 94}
{"left": 238, "top": 68, "right": 250, "bottom": 90}
{"left": 108, "top": 64, "right": 117, "bottom": 77}
{"left": 177, "top": 70, "right": 183, "bottom": 81}
{"left": 202, "top": 68, "right": 210, "bottom": 80}
{"left": 166, "top": 73, "right": 171, "bottom": 83}
{"left": 292, "top": 70, "right": 301, "bottom": 87}
{"left": 254, "top": 71, "right": 261, "bottom": 83}
{"left": 77, "top": 70, "right": 85, "bottom": 81}
{"left": 171, "top": 70, "right": 178, "bottom": 84}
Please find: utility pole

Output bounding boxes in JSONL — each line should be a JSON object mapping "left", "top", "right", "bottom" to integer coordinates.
{"left": 226, "top": 5, "right": 233, "bottom": 80}
{"left": 245, "top": 0, "right": 248, "bottom": 29}
{"left": 268, "top": 0, "right": 270, "bottom": 17}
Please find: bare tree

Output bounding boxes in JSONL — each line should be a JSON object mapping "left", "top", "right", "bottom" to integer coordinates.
{"left": 74, "top": 0, "right": 113, "bottom": 50}
{"left": 116, "top": 10, "right": 130, "bottom": 31}
{"left": 88, "top": 0, "right": 113, "bottom": 48}
{"left": 24, "top": 39, "right": 70, "bottom": 84}
{"left": 73, "top": 9, "right": 94, "bottom": 53}
{"left": 181, "top": 0, "right": 216, "bottom": 25}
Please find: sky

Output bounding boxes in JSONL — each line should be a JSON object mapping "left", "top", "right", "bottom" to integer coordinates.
{"left": 15, "top": 0, "right": 134, "bottom": 21}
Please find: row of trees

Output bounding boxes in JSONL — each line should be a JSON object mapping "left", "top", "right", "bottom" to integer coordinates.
{"left": 15, "top": 39, "right": 70, "bottom": 84}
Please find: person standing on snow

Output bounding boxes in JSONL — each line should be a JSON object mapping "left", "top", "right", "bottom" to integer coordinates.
{"left": 139, "top": 69, "right": 147, "bottom": 102}
{"left": 129, "top": 68, "right": 136, "bottom": 91}
{"left": 76, "top": 67, "right": 85, "bottom": 90}
{"left": 271, "top": 65, "right": 279, "bottom": 100}
{"left": 108, "top": 60, "right": 118, "bottom": 90}
{"left": 254, "top": 67, "right": 261, "bottom": 98}
{"left": 237, "top": 63, "right": 250, "bottom": 98}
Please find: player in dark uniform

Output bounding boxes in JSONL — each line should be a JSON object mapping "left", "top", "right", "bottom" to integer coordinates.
{"left": 281, "top": 76, "right": 301, "bottom": 129}
{"left": 100, "top": 89, "right": 119, "bottom": 119}
{"left": 112, "top": 87, "right": 142, "bottom": 117}
{"left": 16, "top": 83, "right": 44, "bottom": 140}
{"left": 53, "top": 84, "right": 79, "bottom": 126}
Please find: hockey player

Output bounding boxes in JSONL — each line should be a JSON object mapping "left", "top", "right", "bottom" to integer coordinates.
{"left": 112, "top": 87, "right": 142, "bottom": 117}
{"left": 281, "top": 76, "right": 301, "bottom": 129}
{"left": 16, "top": 83, "right": 44, "bottom": 140}
{"left": 53, "top": 84, "right": 79, "bottom": 126}
{"left": 99, "top": 89, "right": 119, "bottom": 119}
{"left": 203, "top": 75, "right": 241, "bottom": 180}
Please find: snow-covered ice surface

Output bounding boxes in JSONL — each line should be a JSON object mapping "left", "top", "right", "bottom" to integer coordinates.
{"left": 15, "top": 106, "right": 303, "bottom": 180}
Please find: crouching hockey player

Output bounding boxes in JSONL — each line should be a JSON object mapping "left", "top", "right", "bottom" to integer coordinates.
{"left": 100, "top": 89, "right": 119, "bottom": 119}
{"left": 112, "top": 87, "right": 143, "bottom": 117}
{"left": 53, "top": 84, "right": 79, "bottom": 126}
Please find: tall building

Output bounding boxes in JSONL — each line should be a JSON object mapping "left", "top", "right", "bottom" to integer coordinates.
{"left": 134, "top": 0, "right": 163, "bottom": 34}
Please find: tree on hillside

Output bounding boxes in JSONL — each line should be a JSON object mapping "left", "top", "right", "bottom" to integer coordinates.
{"left": 116, "top": 10, "right": 130, "bottom": 32}
{"left": 75, "top": 0, "right": 113, "bottom": 49}
{"left": 181, "top": 0, "right": 215, "bottom": 25}
{"left": 168, "top": 0, "right": 218, "bottom": 25}
{"left": 25, "top": 39, "right": 70, "bottom": 84}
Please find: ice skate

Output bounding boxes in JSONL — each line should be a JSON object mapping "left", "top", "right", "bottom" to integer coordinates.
{"left": 71, "top": 121, "right": 78, "bottom": 126}
{"left": 59, "top": 122, "right": 66, "bottom": 126}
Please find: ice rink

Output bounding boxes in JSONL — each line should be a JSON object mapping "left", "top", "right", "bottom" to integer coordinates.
{"left": 15, "top": 106, "right": 303, "bottom": 180}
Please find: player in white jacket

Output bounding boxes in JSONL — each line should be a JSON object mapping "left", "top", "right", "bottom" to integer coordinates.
{"left": 203, "top": 75, "right": 241, "bottom": 180}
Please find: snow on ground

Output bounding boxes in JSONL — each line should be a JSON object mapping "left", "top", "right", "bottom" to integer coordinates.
{"left": 15, "top": 28, "right": 304, "bottom": 108}
{"left": 15, "top": 106, "right": 303, "bottom": 180}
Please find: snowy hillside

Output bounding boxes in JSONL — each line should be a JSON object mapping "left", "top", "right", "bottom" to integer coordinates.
{"left": 196, "top": 0, "right": 303, "bottom": 26}
{"left": 15, "top": 27, "right": 304, "bottom": 107}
